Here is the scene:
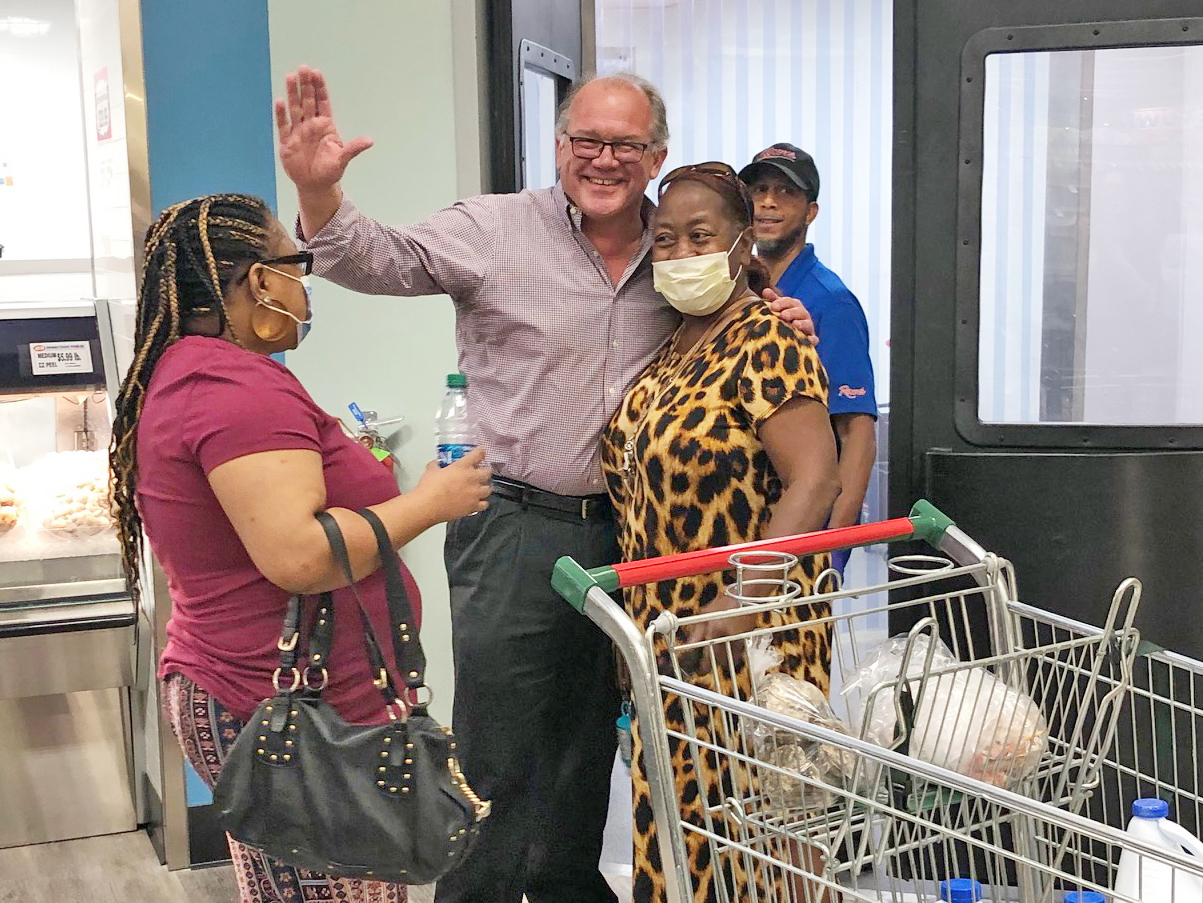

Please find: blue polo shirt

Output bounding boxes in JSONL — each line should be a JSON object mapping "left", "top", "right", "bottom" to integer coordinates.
{"left": 775, "top": 244, "right": 877, "bottom": 419}
{"left": 776, "top": 244, "right": 877, "bottom": 576}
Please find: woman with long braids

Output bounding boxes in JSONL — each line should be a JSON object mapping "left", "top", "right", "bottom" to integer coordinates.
{"left": 111, "top": 194, "right": 490, "bottom": 903}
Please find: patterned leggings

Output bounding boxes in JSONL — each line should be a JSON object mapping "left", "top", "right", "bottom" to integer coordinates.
{"left": 161, "top": 673, "right": 407, "bottom": 903}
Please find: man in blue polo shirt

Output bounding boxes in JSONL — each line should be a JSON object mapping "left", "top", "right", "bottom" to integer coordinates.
{"left": 740, "top": 143, "right": 878, "bottom": 574}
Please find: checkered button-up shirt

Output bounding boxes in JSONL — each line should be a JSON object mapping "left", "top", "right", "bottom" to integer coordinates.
{"left": 301, "top": 183, "right": 679, "bottom": 496}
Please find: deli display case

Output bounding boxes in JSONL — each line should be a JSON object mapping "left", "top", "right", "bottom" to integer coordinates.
{"left": 0, "top": 298, "right": 138, "bottom": 848}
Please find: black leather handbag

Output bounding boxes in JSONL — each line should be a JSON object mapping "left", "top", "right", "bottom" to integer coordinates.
{"left": 212, "top": 508, "right": 490, "bottom": 884}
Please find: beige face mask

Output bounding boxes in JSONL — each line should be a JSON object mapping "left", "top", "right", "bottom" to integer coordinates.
{"left": 255, "top": 267, "right": 313, "bottom": 343}
{"left": 651, "top": 229, "right": 747, "bottom": 316}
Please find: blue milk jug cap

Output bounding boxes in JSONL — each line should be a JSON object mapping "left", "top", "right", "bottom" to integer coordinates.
{"left": 1132, "top": 798, "right": 1169, "bottom": 819}
{"left": 939, "top": 878, "right": 983, "bottom": 902}
{"left": 1063, "top": 891, "right": 1107, "bottom": 903}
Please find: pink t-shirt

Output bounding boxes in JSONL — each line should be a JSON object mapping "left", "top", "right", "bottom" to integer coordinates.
{"left": 138, "top": 336, "right": 421, "bottom": 723}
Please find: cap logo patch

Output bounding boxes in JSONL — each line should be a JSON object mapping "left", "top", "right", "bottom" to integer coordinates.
{"left": 757, "top": 147, "right": 797, "bottom": 162}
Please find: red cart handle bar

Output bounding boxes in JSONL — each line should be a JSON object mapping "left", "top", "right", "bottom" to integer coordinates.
{"left": 552, "top": 499, "right": 956, "bottom": 613}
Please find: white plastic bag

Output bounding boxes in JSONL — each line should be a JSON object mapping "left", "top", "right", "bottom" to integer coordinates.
{"left": 842, "top": 634, "right": 1048, "bottom": 788}
{"left": 599, "top": 749, "right": 633, "bottom": 897}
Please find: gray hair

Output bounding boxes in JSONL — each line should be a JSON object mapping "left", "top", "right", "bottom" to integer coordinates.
{"left": 554, "top": 72, "right": 670, "bottom": 150}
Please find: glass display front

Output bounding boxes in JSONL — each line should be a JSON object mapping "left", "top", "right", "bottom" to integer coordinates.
{"left": 0, "top": 304, "right": 123, "bottom": 602}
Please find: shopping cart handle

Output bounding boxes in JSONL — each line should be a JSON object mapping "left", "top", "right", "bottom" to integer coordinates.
{"left": 552, "top": 556, "right": 608, "bottom": 613}
{"left": 909, "top": 498, "right": 956, "bottom": 548}
{"left": 552, "top": 499, "right": 957, "bottom": 611}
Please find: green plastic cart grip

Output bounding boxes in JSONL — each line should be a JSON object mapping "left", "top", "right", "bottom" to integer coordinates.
{"left": 908, "top": 499, "right": 955, "bottom": 548}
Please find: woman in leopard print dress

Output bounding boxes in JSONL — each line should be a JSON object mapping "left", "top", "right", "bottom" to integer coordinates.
{"left": 600, "top": 162, "right": 840, "bottom": 903}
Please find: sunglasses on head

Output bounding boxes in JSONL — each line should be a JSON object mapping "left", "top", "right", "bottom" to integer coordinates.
{"left": 658, "top": 161, "right": 740, "bottom": 199}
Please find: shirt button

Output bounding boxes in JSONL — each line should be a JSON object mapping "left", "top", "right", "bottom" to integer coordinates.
{"left": 608, "top": 387, "right": 617, "bottom": 397}
{"left": 611, "top": 340, "right": 620, "bottom": 350}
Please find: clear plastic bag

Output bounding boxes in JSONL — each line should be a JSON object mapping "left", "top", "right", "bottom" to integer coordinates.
{"left": 842, "top": 634, "right": 944, "bottom": 749}
{"left": 749, "top": 640, "right": 859, "bottom": 811}
{"left": 842, "top": 634, "right": 1049, "bottom": 788}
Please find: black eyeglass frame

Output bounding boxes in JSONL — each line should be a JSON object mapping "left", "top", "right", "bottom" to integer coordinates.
{"left": 566, "top": 135, "right": 652, "bottom": 163}
{"left": 236, "top": 251, "right": 314, "bottom": 283}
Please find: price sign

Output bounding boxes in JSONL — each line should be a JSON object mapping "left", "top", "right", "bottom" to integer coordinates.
{"left": 30, "top": 341, "right": 94, "bottom": 376}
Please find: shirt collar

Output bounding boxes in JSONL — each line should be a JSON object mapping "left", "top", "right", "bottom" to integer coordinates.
{"left": 553, "top": 182, "right": 581, "bottom": 230}
{"left": 555, "top": 181, "right": 657, "bottom": 236}
{"left": 781, "top": 243, "right": 818, "bottom": 283}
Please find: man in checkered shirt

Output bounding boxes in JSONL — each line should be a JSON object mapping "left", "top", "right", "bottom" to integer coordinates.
{"left": 276, "top": 65, "right": 814, "bottom": 903}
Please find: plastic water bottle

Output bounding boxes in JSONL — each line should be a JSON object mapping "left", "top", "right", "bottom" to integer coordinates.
{"left": 615, "top": 701, "right": 633, "bottom": 769}
{"left": 939, "top": 878, "right": 983, "bottom": 902}
{"left": 1114, "top": 798, "right": 1203, "bottom": 901}
{"left": 435, "top": 373, "right": 476, "bottom": 467}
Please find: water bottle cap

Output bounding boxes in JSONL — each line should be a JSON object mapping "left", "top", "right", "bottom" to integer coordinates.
{"left": 1063, "top": 892, "right": 1106, "bottom": 903}
{"left": 446, "top": 373, "right": 467, "bottom": 389}
{"left": 939, "top": 878, "right": 983, "bottom": 902}
{"left": 1132, "top": 798, "right": 1169, "bottom": 819}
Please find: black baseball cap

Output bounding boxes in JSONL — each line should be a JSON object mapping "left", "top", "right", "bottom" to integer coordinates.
{"left": 738, "top": 143, "right": 820, "bottom": 200}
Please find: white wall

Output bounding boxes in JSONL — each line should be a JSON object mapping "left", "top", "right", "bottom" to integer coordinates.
{"left": 268, "top": 1, "right": 482, "bottom": 723}
{"left": 76, "top": 0, "right": 137, "bottom": 306}
{"left": 0, "top": 0, "right": 91, "bottom": 261}
{"left": 0, "top": 0, "right": 93, "bottom": 302}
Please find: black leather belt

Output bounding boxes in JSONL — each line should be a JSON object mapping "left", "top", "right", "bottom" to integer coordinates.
{"left": 492, "top": 477, "right": 612, "bottom": 520}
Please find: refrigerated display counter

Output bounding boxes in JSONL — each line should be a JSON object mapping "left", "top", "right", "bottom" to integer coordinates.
{"left": 0, "top": 299, "right": 138, "bottom": 848}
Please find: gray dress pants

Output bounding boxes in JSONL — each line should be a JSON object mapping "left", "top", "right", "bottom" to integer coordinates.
{"left": 434, "top": 494, "right": 621, "bottom": 903}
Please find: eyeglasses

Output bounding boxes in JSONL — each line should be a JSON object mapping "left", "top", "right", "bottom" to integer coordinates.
{"left": 237, "top": 251, "right": 314, "bottom": 283}
{"left": 658, "top": 161, "right": 740, "bottom": 199}
{"left": 567, "top": 136, "right": 651, "bottom": 163}
{"left": 259, "top": 252, "right": 313, "bottom": 276}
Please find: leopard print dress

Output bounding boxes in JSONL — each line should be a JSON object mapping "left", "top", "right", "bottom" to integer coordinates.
{"left": 600, "top": 300, "right": 834, "bottom": 903}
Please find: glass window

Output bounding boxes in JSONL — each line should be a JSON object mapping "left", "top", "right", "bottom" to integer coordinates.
{"left": 521, "top": 66, "right": 559, "bottom": 191}
{"left": 979, "top": 45, "right": 1203, "bottom": 426}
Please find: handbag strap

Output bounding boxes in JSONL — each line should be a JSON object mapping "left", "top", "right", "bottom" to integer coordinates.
{"left": 277, "top": 595, "right": 304, "bottom": 670}
{"left": 304, "top": 593, "right": 335, "bottom": 681}
{"left": 315, "top": 510, "right": 402, "bottom": 711}
{"left": 355, "top": 507, "right": 427, "bottom": 693}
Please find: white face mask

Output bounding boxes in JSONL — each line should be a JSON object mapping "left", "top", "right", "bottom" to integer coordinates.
{"left": 652, "top": 229, "right": 748, "bottom": 316}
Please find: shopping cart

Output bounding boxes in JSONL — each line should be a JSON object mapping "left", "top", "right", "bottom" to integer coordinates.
{"left": 552, "top": 500, "right": 1201, "bottom": 903}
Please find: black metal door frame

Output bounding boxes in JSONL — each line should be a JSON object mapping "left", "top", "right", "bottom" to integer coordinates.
{"left": 484, "top": 0, "right": 582, "bottom": 193}
{"left": 891, "top": 0, "right": 1203, "bottom": 651}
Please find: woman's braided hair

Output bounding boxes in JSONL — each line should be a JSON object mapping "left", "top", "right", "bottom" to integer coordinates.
{"left": 110, "top": 194, "right": 273, "bottom": 600}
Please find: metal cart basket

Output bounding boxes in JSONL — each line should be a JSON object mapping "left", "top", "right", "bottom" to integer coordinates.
{"left": 552, "top": 500, "right": 1203, "bottom": 903}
